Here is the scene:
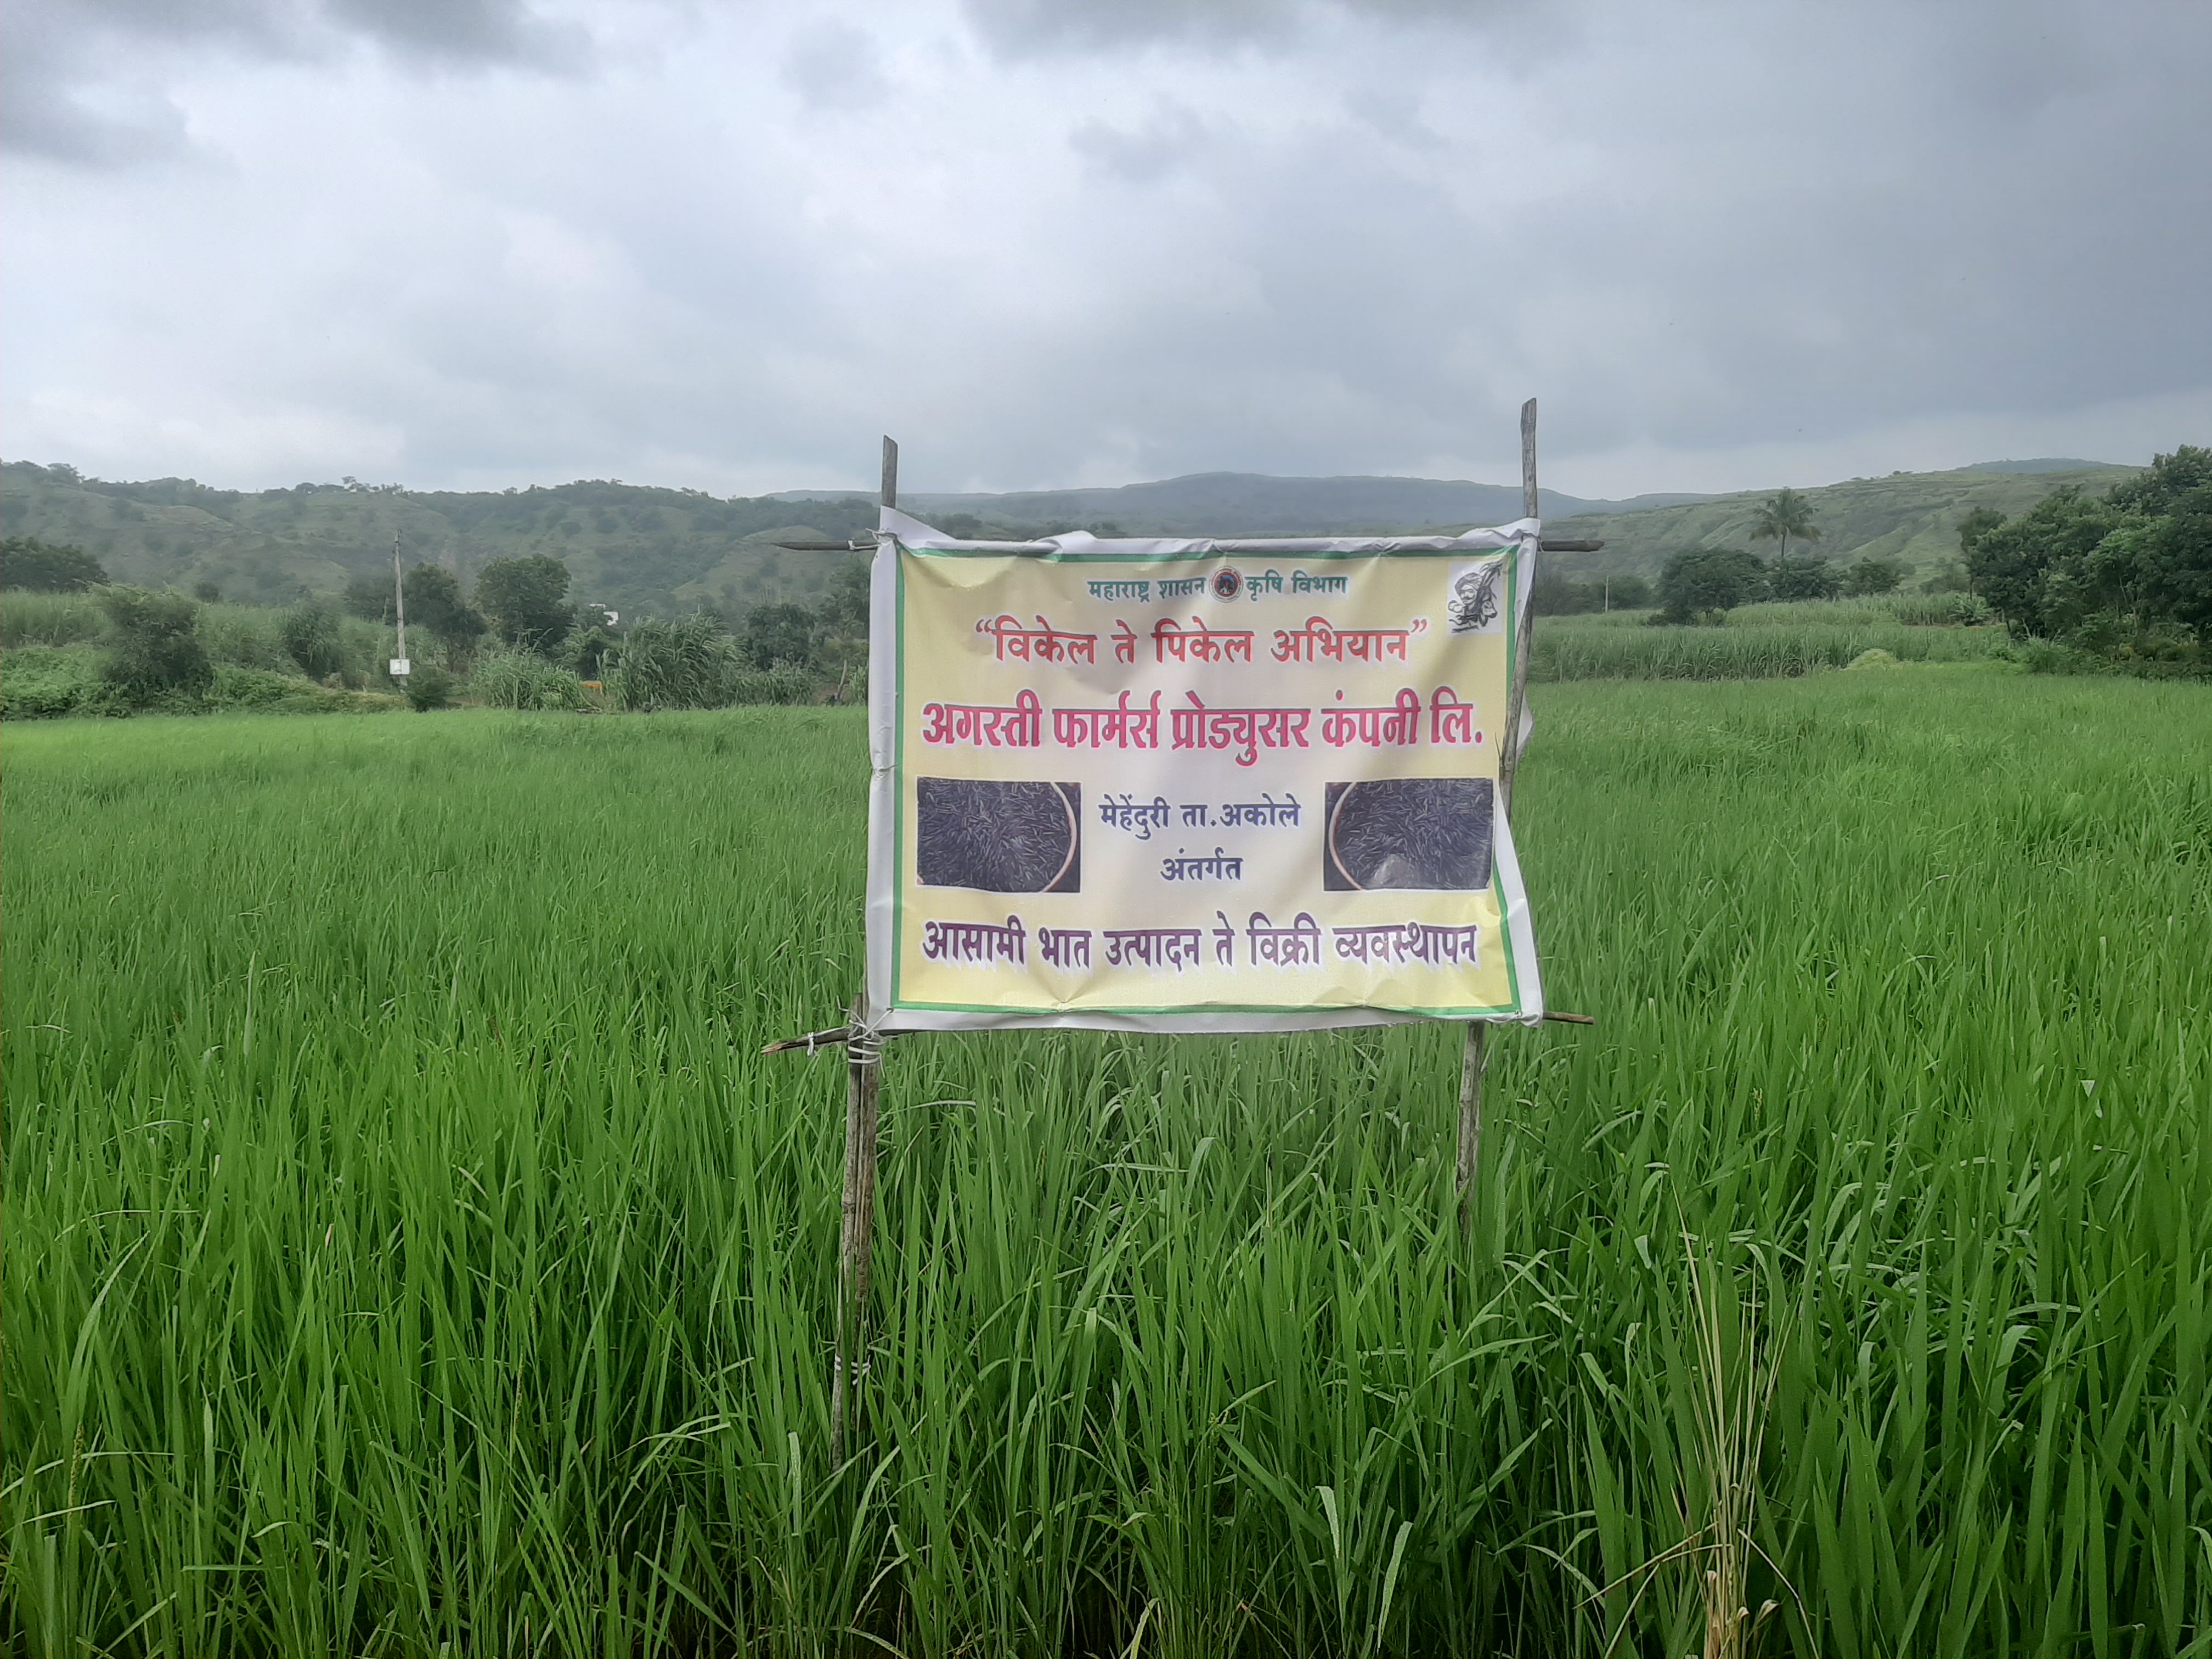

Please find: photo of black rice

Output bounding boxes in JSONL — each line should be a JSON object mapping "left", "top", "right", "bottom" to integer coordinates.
{"left": 1324, "top": 777, "right": 1494, "bottom": 890}
{"left": 916, "top": 778, "right": 1081, "bottom": 893}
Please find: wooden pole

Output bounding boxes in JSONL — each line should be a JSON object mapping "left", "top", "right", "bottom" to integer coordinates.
{"left": 1457, "top": 398, "right": 1538, "bottom": 1232}
{"left": 830, "top": 437, "right": 897, "bottom": 1466}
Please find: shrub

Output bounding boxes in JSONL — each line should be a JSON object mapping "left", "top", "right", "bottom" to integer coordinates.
{"left": 612, "top": 613, "right": 742, "bottom": 709}
{"left": 98, "top": 586, "right": 212, "bottom": 702}
{"left": 406, "top": 663, "right": 456, "bottom": 710}
{"left": 741, "top": 601, "right": 816, "bottom": 670}
{"left": 281, "top": 601, "right": 346, "bottom": 680}
{"left": 1890, "top": 592, "right": 1993, "bottom": 627}
{"left": 0, "top": 646, "right": 130, "bottom": 718}
{"left": 1768, "top": 558, "right": 1841, "bottom": 601}
{"left": 193, "top": 605, "right": 297, "bottom": 673}
{"left": 471, "top": 647, "right": 585, "bottom": 710}
{"left": 1843, "top": 557, "right": 1908, "bottom": 597}
{"left": 1655, "top": 547, "right": 1769, "bottom": 623}
{"left": 1531, "top": 572, "right": 1654, "bottom": 616}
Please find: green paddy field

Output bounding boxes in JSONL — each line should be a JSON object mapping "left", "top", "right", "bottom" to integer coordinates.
{"left": 5, "top": 665, "right": 2209, "bottom": 1656}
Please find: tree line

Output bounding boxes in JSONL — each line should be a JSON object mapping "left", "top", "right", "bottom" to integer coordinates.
{"left": 2, "top": 537, "right": 875, "bottom": 711}
{"left": 1627, "top": 455, "right": 2211, "bottom": 661}
{"left": 1958, "top": 445, "right": 2210, "bottom": 658}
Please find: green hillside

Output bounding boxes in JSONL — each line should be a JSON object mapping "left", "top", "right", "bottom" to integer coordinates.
{"left": 0, "top": 463, "right": 879, "bottom": 621}
{"left": 834, "top": 472, "right": 1714, "bottom": 533}
{"left": 1, "top": 455, "right": 2152, "bottom": 616}
{"left": 1542, "top": 463, "right": 2140, "bottom": 583}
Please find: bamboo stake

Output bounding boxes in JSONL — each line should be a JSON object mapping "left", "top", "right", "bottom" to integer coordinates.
{"left": 829, "top": 994, "right": 882, "bottom": 1466}
{"left": 829, "top": 437, "right": 897, "bottom": 1466}
{"left": 1457, "top": 398, "right": 1539, "bottom": 1233}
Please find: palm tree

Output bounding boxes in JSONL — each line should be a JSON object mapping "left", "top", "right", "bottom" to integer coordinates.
{"left": 1750, "top": 487, "right": 1821, "bottom": 565}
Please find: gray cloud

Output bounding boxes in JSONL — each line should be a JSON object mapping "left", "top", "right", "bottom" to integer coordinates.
{"left": 2, "top": 0, "right": 586, "bottom": 165}
{"left": 962, "top": 0, "right": 1302, "bottom": 54}
{"left": 782, "top": 20, "right": 894, "bottom": 108}
{"left": 323, "top": 0, "right": 589, "bottom": 67}
{"left": 961, "top": 0, "right": 1538, "bottom": 55}
{"left": 1069, "top": 104, "right": 1210, "bottom": 183}
{"left": 2, "top": 0, "right": 2206, "bottom": 500}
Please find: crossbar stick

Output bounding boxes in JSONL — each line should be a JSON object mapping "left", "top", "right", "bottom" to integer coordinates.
{"left": 768, "top": 1008, "right": 1592, "bottom": 1056}
{"left": 772, "top": 535, "right": 1604, "bottom": 554}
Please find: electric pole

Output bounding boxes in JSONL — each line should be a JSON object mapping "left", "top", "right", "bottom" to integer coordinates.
{"left": 391, "top": 531, "right": 409, "bottom": 679}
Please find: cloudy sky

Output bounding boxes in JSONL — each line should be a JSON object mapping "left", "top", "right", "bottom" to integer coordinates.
{"left": 4, "top": 0, "right": 2208, "bottom": 499}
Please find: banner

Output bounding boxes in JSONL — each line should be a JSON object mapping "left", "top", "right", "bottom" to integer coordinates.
{"left": 865, "top": 508, "right": 1544, "bottom": 1032}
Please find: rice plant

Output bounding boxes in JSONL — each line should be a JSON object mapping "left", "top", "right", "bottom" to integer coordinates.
{"left": 4, "top": 673, "right": 2208, "bottom": 1656}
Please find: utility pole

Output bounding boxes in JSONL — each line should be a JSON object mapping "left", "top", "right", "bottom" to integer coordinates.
{"left": 390, "top": 531, "right": 410, "bottom": 680}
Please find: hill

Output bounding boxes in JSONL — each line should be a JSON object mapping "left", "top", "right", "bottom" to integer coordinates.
{"left": 776, "top": 472, "right": 1716, "bottom": 534}
{"left": 1961, "top": 458, "right": 2117, "bottom": 475}
{"left": 1538, "top": 462, "right": 2141, "bottom": 583}
{"left": 0, "top": 463, "right": 879, "bottom": 620}
{"left": 1, "top": 455, "right": 2151, "bottom": 616}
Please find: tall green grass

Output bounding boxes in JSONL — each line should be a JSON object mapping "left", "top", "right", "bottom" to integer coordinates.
{"left": 1533, "top": 613, "right": 2015, "bottom": 681}
{"left": 0, "top": 591, "right": 108, "bottom": 648}
{"left": 5, "top": 676, "right": 2208, "bottom": 1655}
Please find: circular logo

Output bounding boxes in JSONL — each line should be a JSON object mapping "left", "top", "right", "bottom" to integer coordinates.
{"left": 1210, "top": 568, "right": 1243, "bottom": 601}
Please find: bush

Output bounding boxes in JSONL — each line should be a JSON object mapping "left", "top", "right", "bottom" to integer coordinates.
{"left": 471, "top": 647, "right": 586, "bottom": 710}
{"left": 281, "top": 602, "right": 345, "bottom": 680}
{"left": 405, "top": 663, "right": 456, "bottom": 710}
{"left": 98, "top": 586, "right": 212, "bottom": 702}
{"left": 1654, "top": 547, "right": 1769, "bottom": 623}
{"left": 1531, "top": 572, "right": 1653, "bottom": 616}
{"left": 1890, "top": 592, "right": 1993, "bottom": 627}
{"left": 612, "top": 613, "right": 742, "bottom": 709}
{"left": 0, "top": 646, "right": 130, "bottom": 718}
{"left": 1768, "top": 558, "right": 1841, "bottom": 601}
{"left": 193, "top": 605, "right": 297, "bottom": 673}
{"left": 1843, "top": 557, "right": 1908, "bottom": 597}
{"left": 741, "top": 601, "right": 816, "bottom": 670}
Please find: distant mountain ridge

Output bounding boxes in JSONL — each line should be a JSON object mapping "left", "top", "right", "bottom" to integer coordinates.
{"left": 775, "top": 472, "right": 1717, "bottom": 534}
{"left": 1, "top": 453, "right": 2151, "bottom": 617}
{"left": 1961, "top": 458, "right": 2117, "bottom": 475}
